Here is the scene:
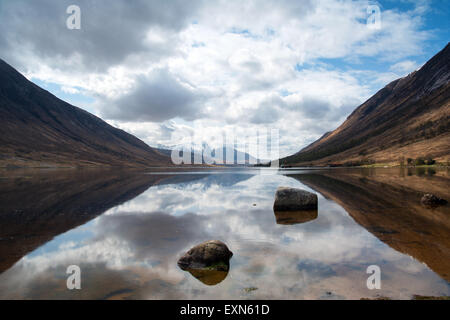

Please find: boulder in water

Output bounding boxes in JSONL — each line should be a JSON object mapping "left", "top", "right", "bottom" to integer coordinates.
{"left": 273, "top": 187, "right": 318, "bottom": 211}
{"left": 421, "top": 194, "right": 447, "bottom": 208}
{"left": 177, "top": 240, "right": 233, "bottom": 271}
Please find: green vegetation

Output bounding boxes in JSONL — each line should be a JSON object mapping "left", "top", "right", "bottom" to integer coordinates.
{"left": 361, "top": 163, "right": 394, "bottom": 168}
{"left": 425, "top": 156, "right": 436, "bottom": 165}
{"left": 402, "top": 156, "right": 437, "bottom": 167}
{"left": 403, "top": 157, "right": 439, "bottom": 167}
{"left": 343, "top": 158, "right": 375, "bottom": 167}
{"left": 415, "top": 157, "right": 426, "bottom": 165}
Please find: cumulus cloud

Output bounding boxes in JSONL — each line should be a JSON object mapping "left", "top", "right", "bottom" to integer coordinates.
{"left": 250, "top": 96, "right": 283, "bottom": 124}
{"left": 291, "top": 96, "right": 332, "bottom": 120}
{"left": 98, "top": 69, "right": 207, "bottom": 122}
{"left": 389, "top": 60, "right": 420, "bottom": 75}
{"left": 0, "top": 0, "right": 202, "bottom": 71}
{"left": 0, "top": 0, "right": 437, "bottom": 156}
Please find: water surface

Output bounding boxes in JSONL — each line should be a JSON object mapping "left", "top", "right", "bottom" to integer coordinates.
{"left": 0, "top": 167, "right": 449, "bottom": 299}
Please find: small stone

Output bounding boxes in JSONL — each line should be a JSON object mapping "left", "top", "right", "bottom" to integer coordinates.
{"left": 421, "top": 194, "right": 447, "bottom": 208}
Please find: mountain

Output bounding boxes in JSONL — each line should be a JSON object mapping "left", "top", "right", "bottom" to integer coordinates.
{"left": 208, "top": 145, "right": 265, "bottom": 165}
{"left": 0, "top": 59, "right": 171, "bottom": 168}
{"left": 281, "top": 43, "right": 450, "bottom": 166}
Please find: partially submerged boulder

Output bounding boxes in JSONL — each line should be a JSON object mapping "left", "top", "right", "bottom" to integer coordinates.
{"left": 177, "top": 240, "right": 233, "bottom": 271}
{"left": 421, "top": 194, "right": 447, "bottom": 208}
{"left": 273, "top": 187, "right": 318, "bottom": 211}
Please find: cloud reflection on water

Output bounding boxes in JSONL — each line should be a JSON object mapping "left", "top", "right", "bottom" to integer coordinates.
{"left": 0, "top": 169, "right": 448, "bottom": 299}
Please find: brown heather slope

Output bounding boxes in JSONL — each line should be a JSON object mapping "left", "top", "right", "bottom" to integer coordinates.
{"left": 0, "top": 59, "right": 171, "bottom": 168}
{"left": 281, "top": 43, "right": 450, "bottom": 166}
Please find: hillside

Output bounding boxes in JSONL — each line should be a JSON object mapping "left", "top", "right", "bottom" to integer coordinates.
{"left": 0, "top": 59, "right": 171, "bottom": 168}
{"left": 281, "top": 43, "right": 450, "bottom": 166}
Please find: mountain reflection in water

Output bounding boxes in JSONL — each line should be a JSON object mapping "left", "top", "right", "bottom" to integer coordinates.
{"left": 274, "top": 209, "right": 318, "bottom": 225}
{"left": 0, "top": 167, "right": 448, "bottom": 299}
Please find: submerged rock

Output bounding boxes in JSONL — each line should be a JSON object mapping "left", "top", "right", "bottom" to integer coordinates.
{"left": 273, "top": 187, "right": 318, "bottom": 211}
{"left": 421, "top": 194, "right": 447, "bottom": 208}
{"left": 177, "top": 240, "right": 233, "bottom": 271}
{"left": 274, "top": 209, "right": 318, "bottom": 225}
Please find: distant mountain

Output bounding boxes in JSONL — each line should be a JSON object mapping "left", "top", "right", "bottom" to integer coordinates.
{"left": 0, "top": 59, "right": 171, "bottom": 168}
{"left": 209, "top": 145, "right": 265, "bottom": 165}
{"left": 157, "top": 144, "right": 266, "bottom": 166}
{"left": 281, "top": 43, "right": 450, "bottom": 166}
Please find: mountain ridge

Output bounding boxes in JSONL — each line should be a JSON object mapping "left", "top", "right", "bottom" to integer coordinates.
{"left": 281, "top": 43, "right": 450, "bottom": 166}
{"left": 0, "top": 59, "right": 171, "bottom": 168}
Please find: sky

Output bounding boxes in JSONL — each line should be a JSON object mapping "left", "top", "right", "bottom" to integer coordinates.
{"left": 0, "top": 0, "right": 448, "bottom": 158}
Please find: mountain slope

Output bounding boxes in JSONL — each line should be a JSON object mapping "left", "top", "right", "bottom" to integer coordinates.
{"left": 281, "top": 43, "right": 450, "bottom": 166}
{"left": 0, "top": 59, "right": 171, "bottom": 167}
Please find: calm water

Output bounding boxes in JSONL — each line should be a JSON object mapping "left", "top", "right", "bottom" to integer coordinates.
{"left": 0, "top": 167, "right": 449, "bottom": 299}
